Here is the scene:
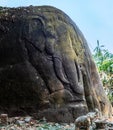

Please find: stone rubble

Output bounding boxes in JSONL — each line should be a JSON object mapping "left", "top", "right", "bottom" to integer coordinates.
{"left": 0, "top": 114, "right": 113, "bottom": 130}
{"left": 0, "top": 115, "right": 75, "bottom": 130}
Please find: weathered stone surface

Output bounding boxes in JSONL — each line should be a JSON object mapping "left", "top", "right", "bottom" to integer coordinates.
{"left": 0, "top": 6, "right": 112, "bottom": 122}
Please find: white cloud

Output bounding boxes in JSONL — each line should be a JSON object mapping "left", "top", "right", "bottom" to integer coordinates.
{"left": 0, "top": 0, "right": 8, "bottom": 6}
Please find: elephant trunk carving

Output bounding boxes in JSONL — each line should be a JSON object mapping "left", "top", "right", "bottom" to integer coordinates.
{"left": 53, "top": 55, "right": 70, "bottom": 84}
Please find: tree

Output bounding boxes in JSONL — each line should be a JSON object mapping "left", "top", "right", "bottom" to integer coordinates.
{"left": 93, "top": 40, "right": 113, "bottom": 102}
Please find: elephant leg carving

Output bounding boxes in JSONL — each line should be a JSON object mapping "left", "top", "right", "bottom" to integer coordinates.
{"left": 63, "top": 56, "right": 84, "bottom": 95}
{"left": 74, "top": 60, "right": 81, "bottom": 82}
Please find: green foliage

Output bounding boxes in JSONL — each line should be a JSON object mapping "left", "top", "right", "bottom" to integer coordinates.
{"left": 36, "top": 122, "right": 75, "bottom": 130}
{"left": 93, "top": 40, "right": 113, "bottom": 72}
{"left": 93, "top": 40, "right": 113, "bottom": 101}
{"left": 36, "top": 118, "right": 75, "bottom": 130}
{"left": 37, "top": 123, "right": 62, "bottom": 130}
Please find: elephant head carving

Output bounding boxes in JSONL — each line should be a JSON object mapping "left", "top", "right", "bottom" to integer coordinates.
{"left": 22, "top": 15, "right": 85, "bottom": 106}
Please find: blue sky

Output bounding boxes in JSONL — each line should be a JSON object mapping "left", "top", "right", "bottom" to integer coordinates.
{"left": 0, "top": 0, "right": 113, "bottom": 53}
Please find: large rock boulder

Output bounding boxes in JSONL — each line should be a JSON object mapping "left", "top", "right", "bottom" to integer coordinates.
{"left": 0, "top": 6, "right": 112, "bottom": 122}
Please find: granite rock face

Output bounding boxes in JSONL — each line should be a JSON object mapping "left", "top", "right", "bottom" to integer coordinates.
{"left": 0, "top": 6, "right": 112, "bottom": 122}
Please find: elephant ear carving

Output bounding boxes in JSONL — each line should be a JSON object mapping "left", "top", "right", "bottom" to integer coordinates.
{"left": 22, "top": 17, "right": 46, "bottom": 52}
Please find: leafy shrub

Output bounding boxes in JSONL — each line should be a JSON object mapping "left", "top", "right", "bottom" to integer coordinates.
{"left": 93, "top": 40, "right": 113, "bottom": 102}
